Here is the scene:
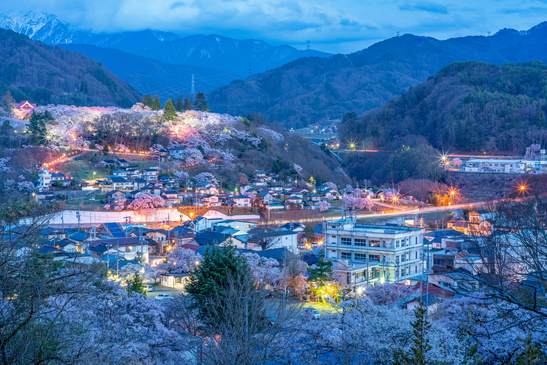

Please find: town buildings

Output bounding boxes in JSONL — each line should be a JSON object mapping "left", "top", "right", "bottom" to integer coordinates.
{"left": 324, "top": 218, "right": 425, "bottom": 291}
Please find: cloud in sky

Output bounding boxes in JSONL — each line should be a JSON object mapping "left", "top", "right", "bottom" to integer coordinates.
{"left": 1, "top": 0, "right": 546, "bottom": 53}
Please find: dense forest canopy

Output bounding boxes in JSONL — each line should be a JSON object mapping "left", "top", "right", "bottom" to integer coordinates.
{"left": 0, "top": 29, "right": 140, "bottom": 107}
{"left": 340, "top": 61, "right": 547, "bottom": 154}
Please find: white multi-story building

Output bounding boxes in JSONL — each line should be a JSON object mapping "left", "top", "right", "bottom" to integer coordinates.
{"left": 324, "top": 219, "right": 425, "bottom": 291}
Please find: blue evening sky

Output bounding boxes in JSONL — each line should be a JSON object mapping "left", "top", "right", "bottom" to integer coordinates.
{"left": 2, "top": 0, "right": 547, "bottom": 53}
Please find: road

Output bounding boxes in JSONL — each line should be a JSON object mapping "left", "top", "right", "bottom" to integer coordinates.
{"left": 267, "top": 199, "right": 496, "bottom": 225}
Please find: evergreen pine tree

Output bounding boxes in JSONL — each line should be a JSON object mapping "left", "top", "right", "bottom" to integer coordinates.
{"left": 141, "top": 94, "right": 153, "bottom": 108}
{"left": 151, "top": 95, "right": 161, "bottom": 110}
{"left": 175, "top": 98, "right": 184, "bottom": 112}
{"left": 307, "top": 256, "right": 335, "bottom": 302}
{"left": 393, "top": 305, "right": 433, "bottom": 365}
{"left": 183, "top": 98, "right": 193, "bottom": 111}
{"left": 2, "top": 90, "right": 14, "bottom": 117}
{"left": 27, "top": 111, "right": 54, "bottom": 146}
{"left": 193, "top": 91, "right": 209, "bottom": 112}
{"left": 127, "top": 272, "right": 147, "bottom": 296}
{"left": 163, "top": 98, "right": 177, "bottom": 120}
{"left": 186, "top": 245, "right": 252, "bottom": 324}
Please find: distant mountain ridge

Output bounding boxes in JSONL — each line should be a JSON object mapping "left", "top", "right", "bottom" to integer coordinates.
{"left": 206, "top": 22, "right": 547, "bottom": 128}
{"left": 59, "top": 44, "right": 239, "bottom": 98}
{"left": 0, "top": 11, "right": 331, "bottom": 80}
{"left": 0, "top": 29, "right": 140, "bottom": 106}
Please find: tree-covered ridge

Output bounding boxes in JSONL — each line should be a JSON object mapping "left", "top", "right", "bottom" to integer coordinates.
{"left": 340, "top": 61, "right": 547, "bottom": 153}
{"left": 0, "top": 29, "right": 140, "bottom": 107}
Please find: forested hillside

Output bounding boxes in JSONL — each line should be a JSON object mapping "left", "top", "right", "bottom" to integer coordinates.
{"left": 340, "top": 61, "right": 547, "bottom": 154}
{"left": 208, "top": 23, "right": 547, "bottom": 128}
{"left": 0, "top": 29, "right": 140, "bottom": 106}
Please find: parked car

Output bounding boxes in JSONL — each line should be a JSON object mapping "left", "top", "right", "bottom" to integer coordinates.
{"left": 305, "top": 308, "right": 320, "bottom": 320}
{"left": 146, "top": 285, "right": 154, "bottom": 292}
{"left": 154, "top": 294, "right": 171, "bottom": 300}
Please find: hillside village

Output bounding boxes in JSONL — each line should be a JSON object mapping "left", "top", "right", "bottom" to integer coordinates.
{"left": 3, "top": 11, "right": 547, "bottom": 364}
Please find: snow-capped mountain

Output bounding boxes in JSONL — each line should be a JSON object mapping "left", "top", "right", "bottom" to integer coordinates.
{"left": 0, "top": 11, "right": 180, "bottom": 50}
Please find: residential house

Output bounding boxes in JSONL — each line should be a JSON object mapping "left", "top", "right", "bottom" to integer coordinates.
{"left": 98, "top": 222, "right": 127, "bottom": 238}
{"left": 125, "top": 168, "right": 141, "bottom": 178}
{"left": 169, "top": 147, "right": 186, "bottom": 160}
{"left": 246, "top": 227, "right": 299, "bottom": 254}
{"left": 230, "top": 195, "right": 252, "bottom": 207}
{"left": 98, "top": 159, "right": 118, "bottom": 167}
{"left": 45, "top": 238, "right": 81, "bottom": 253}
{"left": 107, "top": 190, "right": 126, "bottom": 203}
{"left": 161, "top": 188, "right": 180, "bottom": 206}
{"left": 88, "top": 237, "right": 151, "bottom": 264}
{"left": 304, "top": 194, "right": 321, "bottom": 205}
{"left": 116, "top": 159, "right": 129, "bottom": 168}
{"left": 39, "top": 227, "right": 67, "bottom": 240}
{"left": 112, "top": 170, "right": 127, "bottom": 177}
{"left": 142, "top": 169, "right": 159, "bottom": 183}
{"left": 199, "top": 194, "right": 222, "bottom": 207}
{"left": 37, "top": 169, "right": 52, "bottom": 189}
{"left": 427, "top": 269, "right": 480, "bottom": 293}
{"left": 195, "top": 182, "right": 219, "bottom": 195}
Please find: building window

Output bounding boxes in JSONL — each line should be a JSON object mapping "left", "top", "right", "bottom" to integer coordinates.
{"left": 341, "top": 251, "right": 352, "bottom": 259}
{"left": 369, "top": 239, "right": 380, "bottom": 247}
{"left": 395, "top": 240, "right": 400, "bottom": 248}
{"left": 341, "top": 237, "right": 352, "bottom": 245}
{"left": 369, "top": 254, "right": 380, "bottom": 261}
{"left": 354, "top": 238, "right": 366, "bottom": 246}
{"left": 355, "top": 253, "right": 367, "bottom": 261}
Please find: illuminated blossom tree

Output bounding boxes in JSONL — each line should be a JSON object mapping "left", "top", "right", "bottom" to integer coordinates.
{"left": 114, "top": 198, "right": 127, "bottom": 211}
{"left": 242, "top": 253, "right": 282, "bottom": 289}
{"left": 365, "top": 283, "right": 419, "bottom": 306}
{"left": 451, "top": 157, "right": 462, "bottom": 166}
{"left": 319, "top": 200, "right": 331, "bottom": 212}
{"left": 194, "top": 172, "right": 218, "bottom": 186}
{"left": 324, "top": 182, "right": 338, "bottom": 191}
{"left": 128, "top": 192, "right": 165, "bottom": 216}
{"left": 293, "top": 163, "right": 303, "bottom": 176}
{"left": 157, "top": 248, "right": 202, "bottom": 274}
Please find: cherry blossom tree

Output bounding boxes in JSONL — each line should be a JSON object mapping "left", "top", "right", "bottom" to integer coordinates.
{"left": 173, "top": 170, "right": 189, "bottom": 184}
{"left": 451, "top": 157, "right": 462, "bottom": 166}
{"left": 17, "top": 181, "right": 35, "bottom": 193}
{"left": 103, "top": 204, "right": 111, "bottom": 210}
{"left": 194, "top": 172, "right": 218, "bottom": 186}
{"left": 149, "top": 143, "right": 165, "bottom": 160}
{"left": 364, "top": 283, "right": 420, "bottom": 306}
{"left": 158, "top": 248, "right": 202, "bottom": 274}
{"left": 293, "top": 163, "right": 303, "bottom": 176}
{"left": 324, "top": 181, "right": 338, "bottom": 191}
{"left": 114, "top": 198, "right": 127, "bottom": 211}
{"left": 242, "top": 252, "right": 282, "bottom": 289}
{"left": 319, "top": 200, "right": 331, "bottom": 212}
{"left": 128, "top": 192, "right": 165, "bottom": 216}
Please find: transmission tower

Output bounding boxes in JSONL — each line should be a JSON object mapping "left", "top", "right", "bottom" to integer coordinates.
{"left": 248, "top": 63, "right": 252, "bottom": 78}
{"left": 306, "top": 40, "right": 310, "bottom": 51}
{"left": 191, "top": 74, "right": 195, "bottom": 96}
